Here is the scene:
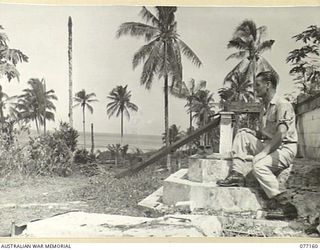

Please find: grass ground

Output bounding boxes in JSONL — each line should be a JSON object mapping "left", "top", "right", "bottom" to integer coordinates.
{"left": 0, "top": 163, "right": 170, "bottom": 236}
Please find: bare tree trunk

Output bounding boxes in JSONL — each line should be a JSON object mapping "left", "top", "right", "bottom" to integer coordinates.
{"left": 164, "top": 74, "right": 171, "bottom": 171}
{"left": 82, "top": 106, "right": 86, "bottom": 149}
{"left": 35, "top": 118, "right": 39, "bottom": 134}
{"left": 189, "top": 109, "right": 193, "bottom": 155}
{"left": 252, "top": 57, "right": 257, "bottom": 101}
{"left": 68, "top": 17, "right": 73, "bottom": 127}
{"left": 120, "top": 110, "right": 123, "bottom": 145}
{"left": 163, "top": 41, "right": 171, "bottom": 171}
{"left": 43, "top": 81, "right": 46, "bottom": 136}
{"left": 91, "top": 123, "right": 94, "bottom": 154}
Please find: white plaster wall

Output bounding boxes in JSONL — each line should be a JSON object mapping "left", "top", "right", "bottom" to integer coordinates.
{"left": 297, "top": 108, "right": 320, "bottom": 160}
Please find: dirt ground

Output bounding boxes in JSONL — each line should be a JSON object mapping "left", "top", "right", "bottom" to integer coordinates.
{"left": 0, "top": 164, "right": 169, "bottom": 237}
{"left": 1, "top": 160, "right": 319, "bottom": 237}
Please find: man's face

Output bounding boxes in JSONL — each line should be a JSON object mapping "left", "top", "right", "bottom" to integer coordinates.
{"left": 255, "top": 76, "right": 270, "bottom": 98}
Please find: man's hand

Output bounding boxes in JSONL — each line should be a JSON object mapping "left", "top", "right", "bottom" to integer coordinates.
{"left": 237, "top": 128, "right": 257, "bottom": 137}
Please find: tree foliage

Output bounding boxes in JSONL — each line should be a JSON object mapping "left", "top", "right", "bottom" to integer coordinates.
{"left": 287, "top": 25, "right": 320, "bottom": 95}
{"left": 224, "top": 20, "right": 275, "bottom": 96}
{"left": 106, "top": 85, "right": 138, "bottom": 143}
{"left": 16, "top": 78, "right": 57, "bottom": 134}
{"left": 74, "top": 89, "right": 98, "bottom": 149}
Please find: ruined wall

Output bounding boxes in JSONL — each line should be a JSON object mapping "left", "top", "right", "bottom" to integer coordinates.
{"left": 296, "top": 93, "right": 320, "bottom": 160}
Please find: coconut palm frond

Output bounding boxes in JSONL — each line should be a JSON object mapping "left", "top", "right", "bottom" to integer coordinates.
{"left": 235, "top": 20, "right": 257, "bottom": 41}
{"left": 257, "top": 40, "right": 275, "bottom": 54}
{"left": 86, "top": 103, "right": 94, "bottom": 114}
{"left": 227, "top": 37, "right": 249, "bottom": 50}
{"left": 140, "top": 48, "right": 160, "bottom": 89}
{"left": 116, "top": 22, "right": 158, "bottom": 42}
{"left": 140, "top": 6, "right": 160, "bottom": 27}
{"left": 226, "top": 50, "right": 247, "bottom": 60}
{"left": 106, "top": 104, "right": 119, "bottom": 118}
{"left": 127, "top": 101, "right": 139, "bottom": 112}
{"left": 178, "top": 39, "right": 202, "bottom": 68}
{"left": 132, "top": 39, "right": 159, "bottom": 69}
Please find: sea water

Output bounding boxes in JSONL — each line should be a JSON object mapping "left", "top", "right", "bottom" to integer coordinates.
{"left": 78, "top": 132, "right": 162, "bottom": 152}
{"left": 17, "top": 131, "right": 163, "bottom": 153}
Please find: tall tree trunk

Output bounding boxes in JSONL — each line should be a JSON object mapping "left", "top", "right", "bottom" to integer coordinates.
{"left": 120, "top": 110, "right": 123, "bottom": 145}
{"left": 252, "top": 57, "right": 257, "bottom": 101}
{"left": 82, "top": 106, "right": 86, "bottom": 149}
{"left": 68, "top": 16, "right": 73, "bottom": 127}
{"left": 188, "top": 109, "right": 193, "bottom": 155}
{"left": 164, "top": 74, "right": 171, "bottom": 170}
{"left": 163, "top": 41, "right": 171, "bottom": 171}
{"left": 189, "top": 108, "right": 193, "bottom": 132}
{"left": 43, "top": 82, "right": 46, "bottom": 136}
{"left": 35, "top": 118, "right": 39, "bottom": 134}
{"left": 91, "top": 123, "right": 94, "bottom": 154}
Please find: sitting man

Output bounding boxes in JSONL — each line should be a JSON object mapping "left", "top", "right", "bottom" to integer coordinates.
{"left": 217, "top": 70, "right": 298, "bottom": 220}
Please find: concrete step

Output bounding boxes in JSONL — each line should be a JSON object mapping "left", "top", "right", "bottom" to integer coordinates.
{"left": 161, "top": 169, "right": 266, "bottom": 213}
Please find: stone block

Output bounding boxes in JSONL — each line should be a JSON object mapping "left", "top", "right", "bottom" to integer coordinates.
{"left": 190, "top": 186, "right": 263, "bottom": 212}
{"left": 188, "top": 157, "right": 231, "bottom": 183}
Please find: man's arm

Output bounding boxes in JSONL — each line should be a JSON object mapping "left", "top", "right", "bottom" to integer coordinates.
{"left": 252, "top": 124, "right": 288, "bottom": 164}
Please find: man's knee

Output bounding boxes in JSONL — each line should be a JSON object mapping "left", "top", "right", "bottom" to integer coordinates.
{"left": 252, "top": 163, "right": 266, "bottom": 177}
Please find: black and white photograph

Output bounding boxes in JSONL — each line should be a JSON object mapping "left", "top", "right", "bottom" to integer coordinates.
{"left": 0, "top": 1, "right": 320, "bottom": 240}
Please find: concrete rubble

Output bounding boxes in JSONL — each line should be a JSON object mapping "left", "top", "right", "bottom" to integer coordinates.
{"left": 19, "top": 212, "right": 222, "bottom": 237}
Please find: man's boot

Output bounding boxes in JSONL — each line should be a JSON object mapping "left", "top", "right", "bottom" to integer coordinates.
{"left": 265, "top": 192, "right": 298, "bottom": 220}
{"left": 217, "top": 170, "right": 245, "bottom": 187}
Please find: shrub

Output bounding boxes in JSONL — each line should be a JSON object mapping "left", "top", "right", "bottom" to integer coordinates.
{"left": 0, "top": 130, "right": 31, "bottom": 178}
{"left": 28, "top": 133, "right": 73, "bottom": 176}
{"left": 106, "top": 144, "right": 129, "bottom": 166}
{"left": 54, "top": 122, "right": 79, "bottom": 152}
{"left": 74, "top": 149, "right": 95, "bottom": 164}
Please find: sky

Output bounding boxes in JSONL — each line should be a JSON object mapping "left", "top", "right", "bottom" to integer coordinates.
{"left": 1, "top": 4, "right": 320, "bottom": 135}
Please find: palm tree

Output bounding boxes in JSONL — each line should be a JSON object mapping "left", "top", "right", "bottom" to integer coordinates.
{"left": 17, "top": 78, "right": 57, "bottom": 134}
{"left": 0, "top": 25, "right": 28, "bottom": 127}
{"left": 191, "top": 89, "right": 215, "bottom": 146}
{"left": 106, "top": 85, "right": 138, "bottom": 144}
{"left": 116, "top": 6, "right": 202, "bottom": 167}
{"left": 162, "top": 124, "right": 184, "bottom": 145}
{"left": 225, "top": 20, "right": 275, "bottom": 96}
{"left": 73, "top": 89, "right": 98, "bottom": 149}
{"left": 171, "top": 78, "right": 206, "bottom": 132}
{"left": 218, "top": 71, "right": 254, "bottom": 103}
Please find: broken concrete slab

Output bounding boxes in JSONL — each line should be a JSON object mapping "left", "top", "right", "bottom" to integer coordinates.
{"left": 19, "top": 212, "right": 222, "bottom": 237}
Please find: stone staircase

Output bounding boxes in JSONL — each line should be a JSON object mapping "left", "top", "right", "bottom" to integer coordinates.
{"left": 139, "top": 155, "right": 268, "bottom": 214}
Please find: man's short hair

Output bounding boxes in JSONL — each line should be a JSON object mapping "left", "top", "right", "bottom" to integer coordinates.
{"left": 256, "top": 71, "right": 279, "bottom": 88}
